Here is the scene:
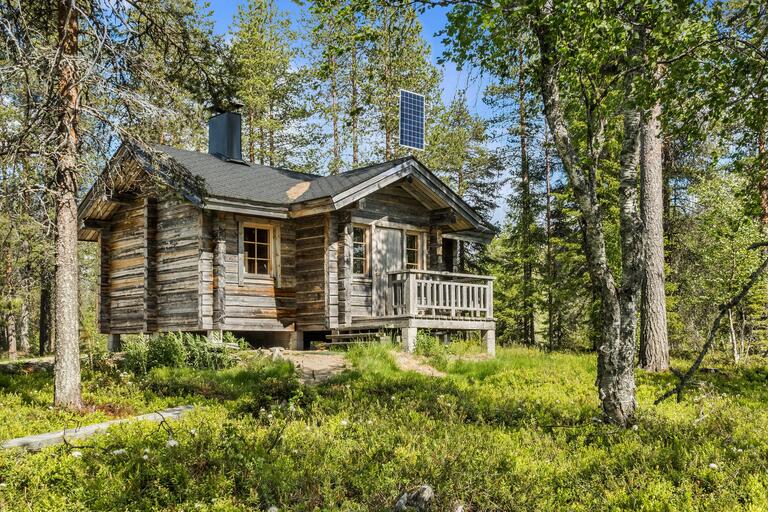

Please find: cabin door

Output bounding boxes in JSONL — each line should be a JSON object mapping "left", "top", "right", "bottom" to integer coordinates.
{"left": 374, "top": 227, "right": 403, "bottom": 316}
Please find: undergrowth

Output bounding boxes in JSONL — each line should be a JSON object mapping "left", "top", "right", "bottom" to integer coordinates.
{"left": 1, "top": 346, "right": 767, "bottom": 511}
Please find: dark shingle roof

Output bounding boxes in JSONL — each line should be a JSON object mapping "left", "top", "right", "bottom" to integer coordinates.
{"left": 152, "top": 144, "right": 409, "bottom": 205}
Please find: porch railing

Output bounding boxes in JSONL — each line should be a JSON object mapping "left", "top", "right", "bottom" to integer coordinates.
{"left": 387, "top": 269, "right": 494, "bottom": 319}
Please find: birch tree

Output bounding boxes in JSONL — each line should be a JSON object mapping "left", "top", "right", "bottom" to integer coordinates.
{"left": 443, "top": 0, "right": 710, "bottom": 425}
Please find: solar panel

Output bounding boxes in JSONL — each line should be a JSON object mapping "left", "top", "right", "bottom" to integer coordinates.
{"left": 399, "top": 90, "right": 425, "bottom": 150}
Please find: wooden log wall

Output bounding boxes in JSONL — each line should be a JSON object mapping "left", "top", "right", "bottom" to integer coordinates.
{"left": 98, "top": 226, "right": 111, "bottom": 333}
{"left": 144, "top": 198, "right": 158, "bottom": 332}
{"left": 155, "top": 198, "right": 201, "bottom": 331}
{"left": 326, "top": 213, "right": 339, "bottom": 330}
{"left": 107, "top": 200, "right": 147, "bottom": 333}
{"left": 295, "top": 214, "right": 327, "bottom": 330}
{"left": 200, "top": 212, "right": 296, "bottom": 332}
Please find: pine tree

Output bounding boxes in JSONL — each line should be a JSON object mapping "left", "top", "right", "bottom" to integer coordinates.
{"left": 232, "top": 0, "right": 311, "bottom": 168}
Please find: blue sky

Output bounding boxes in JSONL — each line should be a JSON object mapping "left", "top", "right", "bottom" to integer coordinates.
{"left": 206, "top": 0, "right": 491, "bottom": 117}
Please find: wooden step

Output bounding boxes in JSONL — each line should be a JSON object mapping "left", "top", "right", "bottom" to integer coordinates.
{"left": 325, "top": 333, "right": 382, "bottom": 340}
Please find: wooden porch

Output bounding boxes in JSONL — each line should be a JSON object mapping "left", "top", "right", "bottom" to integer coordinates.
{"left": 348, "top": 269, "right": 496, "bottom": 355}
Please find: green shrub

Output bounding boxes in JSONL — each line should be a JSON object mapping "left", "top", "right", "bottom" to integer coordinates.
{"left": 147, "top": 332, "right": 187, "bottom": 370}
{"left": 122, "top": 336, "right": 149, "bottom": 375}
{"left": 125, "top": 332, "right": 236, "bottom": 375}
{"left": 223, "top": 330, "right": 250, "bottom": 349}
{"left": 414, "top": 331, "right": 443, "bottom": 357}
{"left": 183, "top": 333, "right": 236, "bottom": 370}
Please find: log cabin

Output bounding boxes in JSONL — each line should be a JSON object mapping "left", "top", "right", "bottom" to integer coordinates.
{"left": 77, "top": 112, "right": 498, "bottom": 354}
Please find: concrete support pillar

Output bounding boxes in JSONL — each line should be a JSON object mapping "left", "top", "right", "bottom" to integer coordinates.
{"left": 290, "top": 331, "right": 304, "bottom": 350}
{"left": 402, "top": 327, "right": 417, "bottom": 353}
{"left": 483, "top": 329, "right": 496, "bottom": 358}
{"left": 107, "top": 334, "right": 122, "bottom": 352}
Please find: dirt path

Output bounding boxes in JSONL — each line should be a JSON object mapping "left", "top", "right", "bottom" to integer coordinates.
{"left": 281, "top": 351, "right": 349, "bottom": 384}
{"left": 392, "top": 352, "right": 446, "bottom": 378}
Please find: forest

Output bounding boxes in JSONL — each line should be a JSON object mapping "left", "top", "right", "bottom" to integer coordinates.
{"left": 1, "top": 0, "right": 768, "bottom": 510}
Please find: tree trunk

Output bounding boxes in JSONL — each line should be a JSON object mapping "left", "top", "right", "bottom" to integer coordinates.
{"left": 39, "top": 271, "right": 53, "bottom": 355}
{"left": 545, "top": 127, "right": 554, "bottom": 350}
{"left": 19, "top": 298, "right": 29, "bottom": 353}
{"left": 536, "top": 13, "right": 640, "bottom": 425}
{"left": 259, "top": 125, "right": 265, "bottom": 165}
{"left": 248, "top": 109, "right": 255, "bottom": 164}
{"left": 609, "top": 104, "right": 643, "bottom": 426}
{"left": 268, "top": 102, "right": 275, "bottom": 166}
{"left": 6, "top": 313, "right": 17, "bottom": 361}
{"left": 351, "top": 45, "right": 359, "bottom": 165}
{"left": 330, "top": 54, "right": 341, "bottom": 174}
{"left": 728, "top": 308, "right": 739, "bottom": 363}
{"left": 53, "top": 0, "right": 82, "bottom": 410}
{"left": 758, "top": 127, "right": 768, "bottom": 227}
{"left": 639, "top": 95, "right": 670, "bottom": 371}
{"left": 518, "top": 47, "right": 535, "bottom": 346}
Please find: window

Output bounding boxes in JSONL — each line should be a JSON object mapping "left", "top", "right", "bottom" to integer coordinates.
{"left": 405, "top": 232, "right": 420, "bottom": 270}
{"left": 243, "top": 225, "right": 271, "bottom": 276}
{"left": 352, "top": 225, "right": 369, "bottom": 275}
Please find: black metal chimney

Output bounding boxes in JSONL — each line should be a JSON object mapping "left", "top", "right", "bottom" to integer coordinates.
{"left": 208, "top": 111, "right": 243, "bottom": 162}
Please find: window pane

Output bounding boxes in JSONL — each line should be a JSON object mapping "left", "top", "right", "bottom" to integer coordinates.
{"left": 245, "top": 243, "right": 255, "bottom": 259}
{"left": 256, "top": 244, "right": 268, "bottom": 259}
{"left": 353, "top": 243, "right": 365, "bottom": 259}
{"left": 407, "top": 250, "right": 417, "bottom": 265}
{"left": 353, "top": 259, "right": 364, "bottom": 274}
{"left": 244, "top": 228, "right": 255, "bottom": 242}
{"left": 257, "top": 260, "right": 268, "bottom": 274}
{"left": 247, "top": 259, "right": 255, "bottom": 274}
{"left": 406, "top": 234, "right": 417, "bottom": 250}
{"left": 256, "top": 228, "right": 269, "bottom": 243}
{"left": 353, "top": 227, "right": 365, "bottom": 243}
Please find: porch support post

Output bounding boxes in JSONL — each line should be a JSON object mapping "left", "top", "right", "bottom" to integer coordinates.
{"left": 483, "top": 329, "right": 496, "bottom": 358}
{"left": 428, "top": 225, "right": 442, "bottom": 270}
{"left": 402, "top": 326, "right": 417, "bottom": 353}
{"left": 107, "top": 334, "right": 121, "bottom": 352}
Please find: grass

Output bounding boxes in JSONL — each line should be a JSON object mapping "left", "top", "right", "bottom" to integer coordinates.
{"left": 0, "top": 346, "right": 767, "bottom": 510}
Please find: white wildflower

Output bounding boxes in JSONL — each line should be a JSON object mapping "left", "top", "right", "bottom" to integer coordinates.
{"left": 0, "top": 482, "right": 8, "bottom": 489}
{"left": 631, "top": 425, "right": 639, "bottom": 431}
{"left": 340, "top": 419, "right": 349, "bottom": 427}
{"left": 142, "top": 454, "right": 149, "bottom": 460}
{"left": 709, "top": 463, "right": 718, "bottom": 470}
{"left": 189, "top": 429, "right": 197, "bottom": 436}
{"left": 71, "top": 450, "right": 82, "bottom": 458}
{"left": 267, "top": 413, "right": 273, "bottom": 420}
{"left": 143, "top": 448, "right": 150, "bottom": 454}
{"left": 267, "top": 506, "right": 279, "bottom": 512}
{"left": 166, "top": 439, "right": 179, "bottom": 448}
{"left": 111, "top": 449, "right": 127, "bottom": 456}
